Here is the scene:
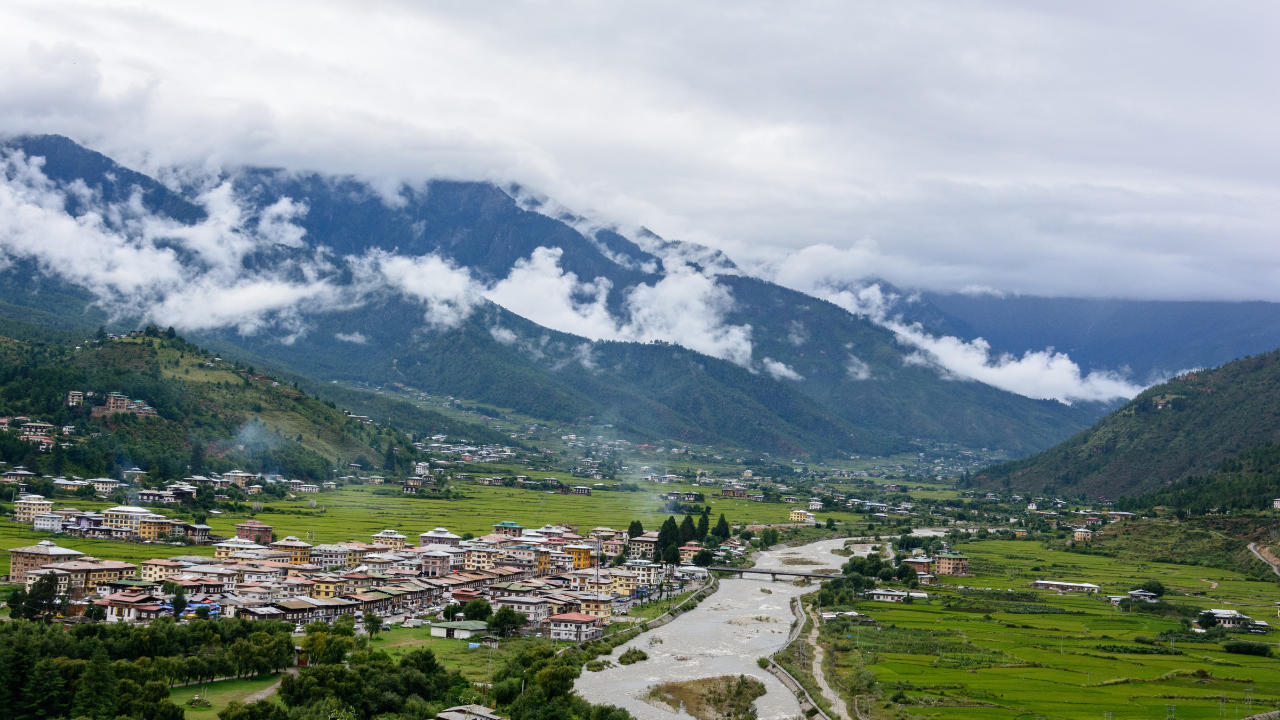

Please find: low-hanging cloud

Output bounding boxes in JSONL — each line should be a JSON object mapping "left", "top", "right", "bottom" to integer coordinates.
{"left": 0, "top": 149, "right": 340, "bottom": 336}
{"left": 483, "top": 246, "right": 757, "bottom": 368}
{"left": 817, "top": 281, "right": 1141, "bottom": 403}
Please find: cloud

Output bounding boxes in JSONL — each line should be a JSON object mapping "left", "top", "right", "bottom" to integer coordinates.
{"left": 890, "top": 327, "right": 1141, "bottom": 403}
{"left": 351, "top": 250, "right": 480, "bottom": 329}
{"left": 0, "top": 148, "right": 337, "bottom": 336}
{"left": 761, "top": 358, "right": 803, "bottom": 381}
{"left": 334, "top": 331, "right": 366, "bottom": 344}
{"left": 482, "top": 246, "right": 756, "bottom": 368}
{"left": 846, "top": 355, "right": 872, "bottom": 381}
{"left": 816, "top": 280, "right": 1140, "bottom": 403}
{"left": 1, "top": 2, "right": 1277, "bottom": 301}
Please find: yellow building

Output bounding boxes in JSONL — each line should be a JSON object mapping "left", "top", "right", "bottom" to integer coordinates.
{"left": 139, "top": 514, "right": 172, "bottom": 540}
{"left": 13, "top": 495, "right": 53, "bottom": 524}
{"left": 370, "top": 529, "right": 407, "bottom": 549}
{"left": 465, "top": 547, "right": 499, "bottom": 572}
{"left": 139, "top": 558, "right": 187, "bottom": 582}
{"left": 213, "top": 537, "right": 267, "bottom": 559}
{"left": 271, "top": 536, "right": 314, "bottom": 565}
{"left": 103, "top": 506, "right": 151, "bottom": 533}
{"left": 577, "top": 593, "right": 613, "bottom": 623}
{"left": 309, "top": 575, "right": 346, "bottom": 598}
{"left": 789, "top": 508, "right": 815, "bottom": 523}
{"left": 609, "top": 569, "right": 637, "bottom": 597}
{"left": 566, "top": 544, "right": 595, "bottom": 570}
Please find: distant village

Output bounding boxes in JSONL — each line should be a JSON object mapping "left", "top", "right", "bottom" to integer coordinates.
{"left": 7, "top": 517, "right": 743, "bottom": 642}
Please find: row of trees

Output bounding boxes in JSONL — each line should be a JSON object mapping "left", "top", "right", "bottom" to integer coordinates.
{"left": 0, "top": 617, "right": 294, "bottom": 720}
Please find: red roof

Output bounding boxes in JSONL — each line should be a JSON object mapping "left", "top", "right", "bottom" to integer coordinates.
{"left": 548, "top": 612, "right": 599, "bottom": 623}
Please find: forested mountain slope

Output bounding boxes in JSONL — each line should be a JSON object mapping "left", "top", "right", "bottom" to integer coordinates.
{"left": 0, "top": 134, "right": 1106, "bottom": 456}
{"left": 0, "top": 323, "right": 501, "bottom": 485}
{"left": 975, "top": 350, "right": 1280, "bottom": 498}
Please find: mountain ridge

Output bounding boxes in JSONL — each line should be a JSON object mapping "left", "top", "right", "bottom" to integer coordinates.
{"left": 974, "top": 349, "right": 1280, "bottom": 498}
{"left": 0, "top": 133, "right": 1110, "bottom": 456}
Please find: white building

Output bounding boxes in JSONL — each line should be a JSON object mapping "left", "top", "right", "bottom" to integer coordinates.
{"left": 494, "top": 596, "right": 550, "bottom": 626}
{"left": 546, "top": 612, "right": 603, "bottom": 642}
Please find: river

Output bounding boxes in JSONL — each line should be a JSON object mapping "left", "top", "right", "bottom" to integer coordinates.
{"left": 575, "top": 536, "right": 874, "bottom": 720}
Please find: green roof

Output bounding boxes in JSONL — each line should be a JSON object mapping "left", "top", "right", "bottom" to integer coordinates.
{"left": 937, "top": 552, "right": 969, "bottom": 559}
{"left": 434, "top": 620, "right": 489, "bottom": 630}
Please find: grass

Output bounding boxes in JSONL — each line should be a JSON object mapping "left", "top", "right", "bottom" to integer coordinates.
{"left": 168, "top": 674, "right": 283, "bottom": 715}
{"left": 371, "top": 627, "right": 552, "bottom": 682}
{"left": 808, "top": 538, "right": 1280, "bottom": 720}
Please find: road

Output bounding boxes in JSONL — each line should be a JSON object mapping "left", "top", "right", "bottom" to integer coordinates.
{"left": 806, "top": 607, "right": 851, "bottom": 720}
{"left": 1248, "top": 542, "right": 1280, "bottom": 577}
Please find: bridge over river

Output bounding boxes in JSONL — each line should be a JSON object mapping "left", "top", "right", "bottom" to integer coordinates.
{"left": 708, "top": 566, "right": 840, "bottom": 581}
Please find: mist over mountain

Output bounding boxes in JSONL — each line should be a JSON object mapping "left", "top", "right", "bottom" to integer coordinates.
{"left": 0, "top": 134, "right": 1132, "bottom": 456}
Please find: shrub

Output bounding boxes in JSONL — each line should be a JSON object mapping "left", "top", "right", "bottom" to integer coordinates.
{"left": 618, "top": 648, "right": 649, "bottom": 665}
{"left": 1222, "top": 640, "right": 1274, "bottom": 657}
{"left": 757, "top": 657, "right": 770, "bottom": 669}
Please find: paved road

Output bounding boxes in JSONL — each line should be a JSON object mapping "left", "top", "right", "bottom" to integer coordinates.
{"left": 1248, "top": 543, "right": 1280, "bottom": 577}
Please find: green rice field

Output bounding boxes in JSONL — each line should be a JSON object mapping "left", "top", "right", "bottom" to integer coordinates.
{"left": 814, "top": 540, "right": 1280, "bottom": 720}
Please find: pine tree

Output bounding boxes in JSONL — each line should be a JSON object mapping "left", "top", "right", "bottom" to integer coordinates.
{"left": 713, "top": 513, "right": 730, "bottom": 540}
{"left": 72, "top": 648, "right": 117, "bottom": 720}
{"left": 656, "top": 516, "right": 679, "bottom": 558}
{"left": 696, "top": 514, "right": 709, "bottom": 541}
{"left": 679, "top": 515, "right": 696, "bottom": 544}
{"left": 627, "top": 520, "right": 644, "bottom": 538}
{"left": 21, "top": 658, "right": 65, "bottom": 720}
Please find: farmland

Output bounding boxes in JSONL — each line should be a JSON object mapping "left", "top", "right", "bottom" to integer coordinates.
{"left": 806, "top": 539, "right": 1280, "bottom": 720}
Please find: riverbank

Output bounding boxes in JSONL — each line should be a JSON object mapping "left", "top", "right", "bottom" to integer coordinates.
{"left": 575, "top": 535, "right": 869, "bottom": 720}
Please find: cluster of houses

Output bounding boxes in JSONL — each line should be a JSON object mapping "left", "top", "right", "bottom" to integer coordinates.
{"left": 6, "top": 519, "right": 725, "bottom": 638}
{"left": 2, "top": 468, "right": 336, "bottom": 532}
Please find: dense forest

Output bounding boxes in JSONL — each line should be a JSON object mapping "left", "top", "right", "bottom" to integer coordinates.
{"left": 1117, "top": 442, "right": 1280, "bottom": 514}
{"left": 975, "top": 350, "right": 1280, "bottom": 498}
{"left": 0, "top": 617, "right": 293, "bottom": 720}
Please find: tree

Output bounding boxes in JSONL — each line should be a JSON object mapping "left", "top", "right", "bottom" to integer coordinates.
{"left": 171, "top": 586, "right": 188, "bottom": 618}
{"left": 21, "top": 658, "right": 66, "bottom": 720}
{"left": 85, "top": 603, "right": 107, "bottom": 622}
{"left": 663, "top": 544, "right": 680, "bottom": 565}
{"left": 23, "top": 573, "right": 61, "bottom": 622}
{"left": 826, "top": 517, "right": 836, "bottom": 530}
{"left": 679, "top": 515, "right": 696, "bottom": 543}
{"left": 363, "top": 612, "right": 382, "bottom": 639}
{"left": 696, "top": 514, "right": 709, "bottom": 541}
{"left": 628, "top": 520, "right": 644, "bottom": 538}
{"left": 692, "top": 549, "right": 714, "bottom": 567}
{"left": 1138, "top": 579, "right": 1166, "bottom": 597}
{"left": 463, "top": 599, "right": 492, "bottom": 621}
{"left": 713, "top": 514, "right": 731, "bottom": 540}
{"left": 656, "top": 516, "right": 679, "bottom": 558}
{"left": 96, "top": 325, "right": 108, "bottom": 343}
{"left": 72, "top": 648, "right": 117, "bottom": 720}
{"left": 488, "top": 605, "right": 528, "bottom": 638}
{"left": 190, "top": 441, "right": 206, "bottom": 476}
{"left": 218, "top": 700, "right": 289, "bottom": 720}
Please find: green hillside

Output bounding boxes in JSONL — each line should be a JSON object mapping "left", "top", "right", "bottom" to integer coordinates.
{"left": 0, "top": 323, "right": 504, "bottom": 486}
{"left": 974, "top": 349, "right": 1280, "bottom": 498}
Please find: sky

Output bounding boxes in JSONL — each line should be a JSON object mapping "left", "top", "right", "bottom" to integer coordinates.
{"left": 0, "top": 1, "right": 1275, "bottom": 405}
{"left": 0, "top": 0, "right": 1276, "bottom": 303}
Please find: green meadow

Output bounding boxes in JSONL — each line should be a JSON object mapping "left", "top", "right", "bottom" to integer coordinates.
{"left": 168, "top": 675, "right": 283, "bottom": 716}
{"left": 810, "top": 539, "right": 1280, "bottom": 720}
